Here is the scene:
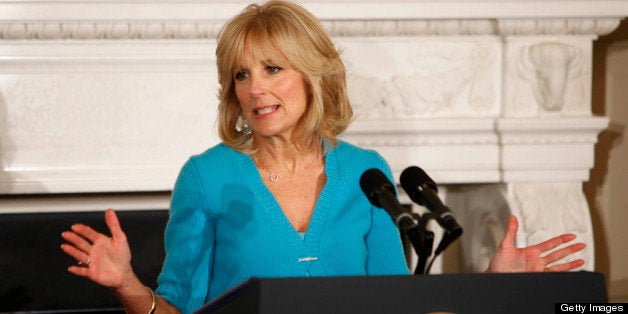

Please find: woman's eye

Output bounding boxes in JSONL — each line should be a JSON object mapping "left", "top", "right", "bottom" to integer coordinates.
{"left": 234, "top": 71, "right": 248, "bottom": 80}
{"left": 267, "top": 66, "right": 281, "bottom": 74}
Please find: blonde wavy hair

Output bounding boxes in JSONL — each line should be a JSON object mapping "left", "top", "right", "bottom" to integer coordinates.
{"left": 215, "top": 0, "right": 353, "bottom": 154}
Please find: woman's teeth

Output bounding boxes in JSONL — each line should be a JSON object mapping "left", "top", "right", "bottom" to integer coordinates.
{"left": 256, "top": 107, "right": 275, "bottom": 115}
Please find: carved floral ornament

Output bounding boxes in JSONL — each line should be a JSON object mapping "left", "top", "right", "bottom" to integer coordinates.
{"left": 0, "top": 19, "right": 620, "bottom": 40}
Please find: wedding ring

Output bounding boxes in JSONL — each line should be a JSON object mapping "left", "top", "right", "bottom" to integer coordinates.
{"left": 78, "top": 255, "right": 91, "bottom": 266}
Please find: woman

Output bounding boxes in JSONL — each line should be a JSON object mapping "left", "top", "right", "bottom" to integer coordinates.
{"left": 60, "top": 1, "right": 585, "bottom": 313}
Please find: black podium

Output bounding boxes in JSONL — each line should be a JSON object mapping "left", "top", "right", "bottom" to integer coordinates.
{"left": 194, "top": 272, "right": 607, "bottom": 314}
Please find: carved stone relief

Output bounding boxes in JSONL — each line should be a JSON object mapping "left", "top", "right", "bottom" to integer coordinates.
{"left": 508, "top": 183, "right": 592, "bottom": 269}
{"left": 505, "top": 40, "right": 591, "bottom": 117}
{"left": 0, "top": 22, "right": 223, "bottom": 40}
{"left": 340, "top": 39, "right": 500, "bottom": 119}
{"left": 510, "top": 183, "right": 589, "bottom": 241}
{"left": 497, "top": 19, "right": 621, "bottom": 37}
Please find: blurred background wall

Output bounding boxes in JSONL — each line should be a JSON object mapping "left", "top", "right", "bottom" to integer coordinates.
{"left": 587, "top": 18, "right": 628, "bottom": 303}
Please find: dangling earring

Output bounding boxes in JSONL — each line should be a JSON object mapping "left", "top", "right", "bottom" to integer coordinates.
{"left": 236, "top": 115, "right": 252, "bottom": 136}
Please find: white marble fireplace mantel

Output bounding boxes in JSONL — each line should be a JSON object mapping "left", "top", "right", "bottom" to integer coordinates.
{"left": 1, "top": 0, "right": 627, "bottom": 272}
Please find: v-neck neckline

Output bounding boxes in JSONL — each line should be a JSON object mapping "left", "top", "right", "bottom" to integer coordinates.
{"left": 239, "top": 145, "right": 338, "bottom": 250}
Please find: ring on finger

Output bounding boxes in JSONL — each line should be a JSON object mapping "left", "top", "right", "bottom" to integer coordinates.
{"left": 78, "top": 255, "right": 91, "bottom": 266}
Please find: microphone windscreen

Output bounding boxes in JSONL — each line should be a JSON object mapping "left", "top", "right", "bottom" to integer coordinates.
{"left": 400, "top": 166, "right": 437, "bottom": 193}
{"left": 359, "top": 168, "right": 395, "bottom": 206}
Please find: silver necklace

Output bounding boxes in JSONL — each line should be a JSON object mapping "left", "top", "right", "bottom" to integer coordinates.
{"left": 256, "top": 156, "right": 279, "bottom": 182}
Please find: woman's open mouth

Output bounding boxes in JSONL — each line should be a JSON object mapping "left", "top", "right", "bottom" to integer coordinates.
{"left": 254, "top": 105, "right": 279, "bottom": 115}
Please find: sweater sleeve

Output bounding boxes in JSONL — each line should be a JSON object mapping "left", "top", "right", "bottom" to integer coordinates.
{"left": 156, "top": 158, "right": 215, "bottom": 314}
{"left": 365, "top": 155, "right": 411, "bottom": 275}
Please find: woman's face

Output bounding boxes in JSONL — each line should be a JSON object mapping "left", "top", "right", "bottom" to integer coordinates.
{"left": 234, "top": 46, "right": 308, "bottom": 141}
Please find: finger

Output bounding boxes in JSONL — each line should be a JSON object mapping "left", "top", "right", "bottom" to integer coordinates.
{"left": 533, "top": 233, "right": 578, "bottom": 253}
{"left": 105, "top": 209, "right": 126, "bottom": 241}
{"left": 60, "top": 243, "right": 91, "bottom": 264}
{"left": 71, "top": 223, "right": 105, "bottom": 244}
{"left": 499, "top": 215, "right": 519, "bottom": 249}
{"left": 67, "top": 265, "right": 91, "bottom": 277}
{"left": 546, "top": 259, "right": 585, "bottom": 272}
{"left": 542, "top": 242, "right": 586, "bottom": 265}
{"left": 61, "top": 231, "right": 92, "bottom": 253}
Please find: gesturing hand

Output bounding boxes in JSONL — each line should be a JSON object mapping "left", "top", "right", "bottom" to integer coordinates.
{"left": 486, "top": 215, "right": 586, "bottom": 273}
{"left": 61, "top": 209, "right": 135, "bottom": 289}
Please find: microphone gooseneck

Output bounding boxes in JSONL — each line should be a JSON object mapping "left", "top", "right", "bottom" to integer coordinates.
{"left": 400, "top": 166, "right": 463, "bottom": 258}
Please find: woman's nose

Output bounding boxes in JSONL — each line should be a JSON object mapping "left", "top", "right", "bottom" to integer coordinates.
{"left": 248, "top": 75, "right": 266, "bottom": 97}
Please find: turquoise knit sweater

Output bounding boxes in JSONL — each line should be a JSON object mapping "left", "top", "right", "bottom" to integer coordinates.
{"left": 156, "top": 141, "right": 410, "bottom": 314}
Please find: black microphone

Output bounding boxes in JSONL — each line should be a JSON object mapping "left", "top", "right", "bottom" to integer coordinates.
{"left": 359, "top": 168, "right": 416, "bottom": 232}
{"left": 400, "top": 166, "right": 462, "bottom": 254}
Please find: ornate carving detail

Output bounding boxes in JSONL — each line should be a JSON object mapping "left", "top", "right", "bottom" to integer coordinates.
{"left": 511, "top": 183, "right": 589, "bottom": 238}
{"left": 507, "top": 41, "right": 589, "bottom": 117}
{"left": 0, "top": 22, "right": 222, "bottom": 40}
{"left": 0, "top": 20, "right": 496, "bottom": 40}
{"left": 0, "top": 20, "right": 493, "bottom": 40}
{"left": 1, "top": 18, "right": 619, "bottom": 40}
{"left": 498, "top": 18, "right": 621, "bottom": 36}
{"left": 510, "top": 183, "right": 592, "bottom": 268}
{"left": 525, "top": 42, "right": 586, "bottom": 112}
{"left": 347, "top": 43, "right": 498, "bottom": 119}
{"left": 321, "top": 20, "right": 496, "bottom": 36}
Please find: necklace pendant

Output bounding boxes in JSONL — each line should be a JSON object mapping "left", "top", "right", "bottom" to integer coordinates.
{"left": 269, "top": 173, "right": 279, "bottom": 182}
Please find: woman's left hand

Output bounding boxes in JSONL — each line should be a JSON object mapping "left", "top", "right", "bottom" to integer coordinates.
{"left": 486, "top": 215, "right": 586, "bottom": 273}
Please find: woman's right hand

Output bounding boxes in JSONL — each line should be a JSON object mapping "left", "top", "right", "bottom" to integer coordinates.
{"left": 62, "top": 209, "right": 181, "bottom": 314}
{"left": 61, "top": 209, "right": 136, "bottom": 290}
